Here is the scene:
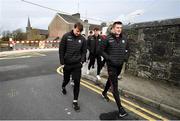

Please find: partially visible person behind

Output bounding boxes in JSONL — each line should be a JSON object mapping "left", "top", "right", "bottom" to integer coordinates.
{"left": 59, "top": 22, "right": 87, "bottom": 112}
{"left": 100, "top": 21, "right": 129, "bottom": 118}
{"left": 88, "top": 30, "right": 93, "bottom": 39}
{"left": 87, "top": 27, "right": 104, "bottom": 80}
{"left": 87, "top": 30, "right": 94, "bottom": 63}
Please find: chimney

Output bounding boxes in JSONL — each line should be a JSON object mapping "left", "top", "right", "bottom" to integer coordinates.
{"left": 84, "top": 19, "right": 88, "bottom": 23}
{"left": 72, "top": 13, "right": 80, "bottom": 19}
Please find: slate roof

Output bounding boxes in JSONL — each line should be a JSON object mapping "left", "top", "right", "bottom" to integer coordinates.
{"left": 89, "top": 24, "right": 102, "bottom": 31}
{"left": 57, "top": 13, "right": 82, "bottom": 24}
{"left": 37, "top": 29, "right": 48, "bottom": 35}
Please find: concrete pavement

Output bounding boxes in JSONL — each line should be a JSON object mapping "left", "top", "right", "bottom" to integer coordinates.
{"left": 82, "top": 61, "right": 180, "bottom": 118}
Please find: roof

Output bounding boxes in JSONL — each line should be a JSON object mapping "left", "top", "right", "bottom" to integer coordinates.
{"left": 89, "top": 24, "right": 102, "bottom": 31}
{"left": 37, "top": 29, "right": 48, "bottom": 35}
{"left": 57, "top": 13, "right": 82, "bottom": 24}
{"left": 47, "top": 36, "right": 58, "bottom": 41}
{"left": 130, "top": 18, "right": 180, "bottom": 29}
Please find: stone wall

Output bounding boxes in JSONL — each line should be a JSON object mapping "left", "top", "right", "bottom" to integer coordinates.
{"left": 124, "top": 18, "right": 180, "bottom": 85}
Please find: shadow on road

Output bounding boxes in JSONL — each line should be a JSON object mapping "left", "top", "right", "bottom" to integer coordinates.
{"left": 99, "top": 110, "right": 135, "bottom": 120}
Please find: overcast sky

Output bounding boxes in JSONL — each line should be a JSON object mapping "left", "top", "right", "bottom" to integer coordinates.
{"left": 0, "top": 0, "right": 180, "bottom": 32}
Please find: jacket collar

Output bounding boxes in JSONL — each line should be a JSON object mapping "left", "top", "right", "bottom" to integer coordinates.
{"left": 93, "top": 34, "right": 100, "bottom": 39}
{"left": 70, "top": 30, "right": 78, "bottom": 38}
{"left": 110, "top": 32, "right": 122, "bottom": 40}
{"left": 70, "top": 30, "right": 75, "bottom": 36}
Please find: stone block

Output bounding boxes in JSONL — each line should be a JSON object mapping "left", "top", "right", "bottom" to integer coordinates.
{"left": 137, "top": 70, "right": 152, "bottom": 79}
{"left": 170, "top": 73, "right": 180, "bottom": 83}
{"left": 171, "top": 55, "right": 180, "bottom": 63}
{"left": 151, "top": 42, "right": 174, "bottom": 61}
{"left": 171, "top": 63, "right": 180, "bottom": 73}
{"left": 138, "top": 54, "right": 152, "bottom": 66}
{"left": 151, "top": 69, "right": 169, "bottom": 80}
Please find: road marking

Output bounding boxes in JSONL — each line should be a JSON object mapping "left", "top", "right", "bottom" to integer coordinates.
{"left": 0, "top": 52, "right": 46, "bottom": 60}
{"left": 81, "top": 79, "right": 168, "bottom": 121}
{"left": 0, "top": 65, "right": 29, "bottom": 72}
{"left": 67, "top": 112, "right": 71, "bottom": 115}
{"left": 56, "top": 66, "right": 169, "bottom": 121}
{"left": 7, "top": 89, "right": 18, "bottom": 98}
{"left": 80, "top": 81, "right": 156, "bottom": 121}
{"left": 0, "top": 55, "right": 31, "bottom": 60}
{"left": 33, "top": 52, "right": 46, "bottom": 56}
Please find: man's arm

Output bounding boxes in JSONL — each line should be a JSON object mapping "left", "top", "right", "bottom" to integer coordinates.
{"left": 87, "top": 36, "right": 91, "bottom": 51}
{"left": 81, "top": 38, "right": 87, "bottom": 63}
{"left": 99, "top": 38, "right": 109, "bottom": 61}
{"left": 124, "top": 39, "right": 130, "bottom": 62}
{"left": 59, "top": 35, "right": 66, "bottom": 65}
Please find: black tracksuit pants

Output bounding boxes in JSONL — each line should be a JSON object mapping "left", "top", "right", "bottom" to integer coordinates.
{"left": 62, "top": 63, "right": 82, "bottom": 100}
{"left": 103, "top": 64, "right": 123, "bottom": 111}
{"left": 88, "top": 53, "right": 102, "bottom": 75}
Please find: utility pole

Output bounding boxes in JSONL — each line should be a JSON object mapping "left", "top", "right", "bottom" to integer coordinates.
{"left": 77, "top": 0, "right": 79, "bottom": 13}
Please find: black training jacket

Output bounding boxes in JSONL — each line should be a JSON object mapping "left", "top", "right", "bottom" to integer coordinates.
{"left": 87, "top": 35, "right": 103, "bottom": 55}
{"left": 59, "top": 30, "right": 87, "bottom": 65}
{"left": 100, "top": 33, "right": 129, "bottom": 66}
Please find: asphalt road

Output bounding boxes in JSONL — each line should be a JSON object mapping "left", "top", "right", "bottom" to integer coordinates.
{"left": 0, "top": 51, "right": 171, "bottom": 120}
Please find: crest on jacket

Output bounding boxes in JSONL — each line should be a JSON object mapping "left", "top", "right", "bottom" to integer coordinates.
{"left": 78, "top": 39, "right": 82, "bottom": 43}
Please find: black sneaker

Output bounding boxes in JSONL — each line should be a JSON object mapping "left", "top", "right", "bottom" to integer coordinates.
{"left": 102, "top": 91, "right": 110, "bottom": 102}
{"left": 119, "top": 107, "right": 128, "bottom": 117}
{"left": 62, "top": 87, "right": 66, "bottom": 95}
{"left": 72, "top": 102, "right": 80, "bottom": 112}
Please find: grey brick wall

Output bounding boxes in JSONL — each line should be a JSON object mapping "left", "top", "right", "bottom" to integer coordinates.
{"left": 124, "top": 18, "right": 180, "bottom": 85}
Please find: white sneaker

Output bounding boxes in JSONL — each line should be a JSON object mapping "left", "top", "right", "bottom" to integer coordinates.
{"left": 96, "top": 75, "right": 101, "bottom": 80}
{"left": 86, "top": 70, "right": 90, "bottom": 75}
{"left": 118, "top": 75, "right": 122, "bottom": 79}
{"left": 70, "top": 80, "right": 74, "bottom": 86}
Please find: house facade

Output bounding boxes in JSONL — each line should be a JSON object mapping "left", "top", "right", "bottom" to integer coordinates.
{"left": 48, "top": 13, "right": 102, "bottom": 40}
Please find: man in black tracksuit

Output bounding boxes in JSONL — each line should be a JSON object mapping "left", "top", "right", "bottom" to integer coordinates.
{"left": 87, "top": 30, "right": 94, "bottom": 63}
{"left": 59, "top": 22, "right": 87, "bottom": 112}
{"left": 100, "top": 21, "right": 129, "bottom": 117}
{"left": 87, "top": 27, "right": 104, "bottom": 80}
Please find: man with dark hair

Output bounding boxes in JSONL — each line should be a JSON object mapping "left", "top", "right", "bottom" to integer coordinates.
{"left": 87, "top": 27, "right": 104, "bottom": 80}
{"left": 59, "top": 22, "right": 87, "bottom": 112}
{"left": 100, "top": 21, "right": 129, "bottom": 117}
{"left": 88, "top": 30, "right": 93, "bottom": 38}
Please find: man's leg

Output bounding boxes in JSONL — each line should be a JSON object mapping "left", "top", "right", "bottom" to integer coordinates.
{"left": 62, "top": 65, "right": 71, "bottom": 94}
{"left": 72, "top": 68, "right": 81, "bottom": 100}
{"left": 87, "top": 54, "right": 95, "bottom": 74}
{"left": 96, "top": 55, "right": 102, "bottom": 76}
{"left": 101, "top": 65, "right": 113, "bottom": 101}
{"left": 72, "top": 65, "right": 81, "bottom": 111}
{"left": 118, "top": 63, "right": 125, "bottom": 79}
{"left": 101, "top": 78, "right": 111, "bottom": 101}
{"left": 109, "top": 66, "right": 127, "bottom": 117}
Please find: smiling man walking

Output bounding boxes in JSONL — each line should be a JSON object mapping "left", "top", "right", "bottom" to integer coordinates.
{"left": 100, "top": 21, "right": 129, "bottom": 117}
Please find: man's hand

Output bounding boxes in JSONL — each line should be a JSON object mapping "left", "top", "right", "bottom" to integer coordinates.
{"left": 100, "top": 56, "right": 104, "bottom": 61}
{"left": 61, "top": 64, "right": 64, "bottom": 68}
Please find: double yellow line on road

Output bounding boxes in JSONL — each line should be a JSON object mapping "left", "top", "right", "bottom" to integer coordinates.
{"left": 57, "top": 66, "right": 168, "bottom": 121}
